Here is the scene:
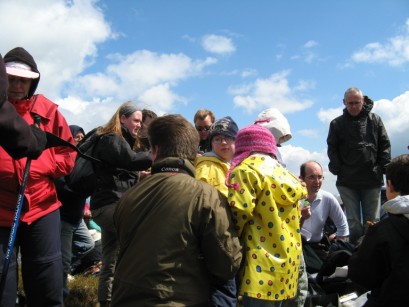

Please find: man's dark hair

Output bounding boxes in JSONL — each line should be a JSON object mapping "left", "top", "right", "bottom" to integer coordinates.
{"left": 386, "top": 154, "right": 409, "bottom": 195}
{"left": 148, "top": 114, "right": 199, "bottom": 162}
{"left": 193, "top": 109, "right": 215, "bottom": 123}
{"left": 300, "top": 160, "right": 322, "bottom": 179}
{"left": 142, "top": 109, "right": 157, "bottom": 122}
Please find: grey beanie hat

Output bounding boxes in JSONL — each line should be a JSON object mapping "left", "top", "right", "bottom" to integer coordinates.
{"left": 209, "top": 116, "right": 239, "bottom": 141}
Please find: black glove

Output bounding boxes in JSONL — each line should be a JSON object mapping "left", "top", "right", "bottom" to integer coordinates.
{"left": 28, "top": 125, "right": 47, "bottom": 159}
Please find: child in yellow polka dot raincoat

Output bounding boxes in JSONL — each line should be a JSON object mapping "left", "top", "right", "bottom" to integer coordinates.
{"left": 226, "top": 123, "right": 307, "bottom": 306}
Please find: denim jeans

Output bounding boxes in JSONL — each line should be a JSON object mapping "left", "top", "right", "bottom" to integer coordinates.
{"left": 92, "top": 204, "right": 118, "bottom": 303}
{"left": 61, "top": 219, "right": 94, "bottom": 298}
{"left": 336, "top": 186, "right": 381, "bottom": 244}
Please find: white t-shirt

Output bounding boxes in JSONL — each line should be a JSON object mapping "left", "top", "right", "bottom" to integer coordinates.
{"left": 301, "top": 190, "right": 349, "bottom": 243}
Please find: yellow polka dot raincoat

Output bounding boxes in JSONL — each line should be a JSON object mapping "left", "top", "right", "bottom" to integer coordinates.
{"left": 227, "top": 154, "right": 307, "bottom": 301}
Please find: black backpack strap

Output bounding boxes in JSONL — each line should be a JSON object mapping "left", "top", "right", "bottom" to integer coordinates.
{"left": 44, "top": 131, "right": 102, "bottom": 163}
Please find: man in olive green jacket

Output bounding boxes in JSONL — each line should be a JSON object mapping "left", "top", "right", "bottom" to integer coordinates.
{"left": 112, "top": 114, "right": 242, "bottom": 307}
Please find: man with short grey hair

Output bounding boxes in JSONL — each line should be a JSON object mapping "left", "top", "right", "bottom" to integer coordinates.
{"left": 327, "top": 87, "right": 391, "bottom": 244}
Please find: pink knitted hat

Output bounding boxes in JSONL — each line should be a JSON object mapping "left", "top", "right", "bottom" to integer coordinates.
{"left": 226, "top": 124, "right": 277, "bottom": 190}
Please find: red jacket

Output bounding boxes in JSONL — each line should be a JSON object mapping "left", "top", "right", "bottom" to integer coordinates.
{"left": 0, "top": 94, "right": 76, "bottom": 226}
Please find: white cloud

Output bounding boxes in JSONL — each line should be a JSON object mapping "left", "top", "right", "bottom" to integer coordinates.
{"left": 317, "top": 107, "right": 343, "bottom": 126}
{"left": 304, "top": 40, "right": 318, "bottom": 48}
{"left": 138, "top": 83, "right": 188, "bottom": 112}
{"left": 230, "top": 70, "right": 314, "bottom": 113}
{"left": 290, "top": 40, "right": 326, "bottom": 64}
{"left": 351, "top": 18, "right": 409, "bottom": 67}
{"left": 55, "top": 96, "right": 118, "bottom": 133}
{"left": 373, "top": 91, "right": 409, "bottom": 156}
{"left": 201, "top": 34, "right": 236, "bottom": 55}
{"left": 70, "top": 50, "right": 216, "bottom": 101}
{"left": 241, "top": 68, "right": 258, "bottom": 78}
{"left": 298, "top": 129, "right": 319, "bottom": 138}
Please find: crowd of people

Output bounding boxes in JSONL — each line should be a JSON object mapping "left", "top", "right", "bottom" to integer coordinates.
{"left": 0, "top": 46, "right": 408, "bottom": 307}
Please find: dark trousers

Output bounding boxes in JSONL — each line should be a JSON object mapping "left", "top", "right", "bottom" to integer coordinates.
{"left": 210, "top": 277, "right": 237, "bottom": 307}
{"left": 0, "top": 209, "right": 63, "bottom": 307}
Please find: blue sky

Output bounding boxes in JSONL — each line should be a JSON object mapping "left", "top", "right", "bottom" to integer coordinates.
{"left": 1, "top": 0, "right": 409, "bottom": 195}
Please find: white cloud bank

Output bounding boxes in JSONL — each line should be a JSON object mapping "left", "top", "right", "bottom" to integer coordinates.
{"left": 351, "top": 18, "right": 409, "bottom": 66}
{"left": 201, "top": 34, "right": 236, "bottom": 55}
{"left": 229, "top": 70, "right": 314, "bottom": 113}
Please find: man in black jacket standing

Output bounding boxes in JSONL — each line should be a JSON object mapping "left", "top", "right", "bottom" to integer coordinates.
{"left": 327, "top": 87, "right": 391, "bottom": 244}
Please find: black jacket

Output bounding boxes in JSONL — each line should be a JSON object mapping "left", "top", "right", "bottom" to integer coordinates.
{"left": 90, "top": 127, "right": 152, "bottom": 211}
{"left": 348, "top": 195, "right": 409, "bottom": 306}
{"left": 55, "top": 176, "right": 86, "bottom": 224}
{"left": 327, "top": 97, "right": 391, "bottom": 188}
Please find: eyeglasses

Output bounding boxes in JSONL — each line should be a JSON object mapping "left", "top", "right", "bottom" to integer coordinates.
{"left": 196, "top": 125, "right": 211, "bottom": 132}
{"left": 306, "top": 175, "right": 324, "bottom": 181}
{"left": 212, "top": 136, "right": 235, "bottom": 144}
{"left": 346, "top": 101, "right": 362, "bottom": 107}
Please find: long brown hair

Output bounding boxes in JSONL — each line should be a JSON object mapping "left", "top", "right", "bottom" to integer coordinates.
{"left": 97, "top": 101, "right": 140, "bottom": 145}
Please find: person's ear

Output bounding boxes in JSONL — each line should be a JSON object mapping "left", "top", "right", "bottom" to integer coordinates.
{"left": 152, "top": 145, "right": 159, "bottom": 161}
{"left": 386, "top": 179, "right": 395, "bottom": 193}
{"left": 120, "top": 114, "right": 126, "bottom": 124}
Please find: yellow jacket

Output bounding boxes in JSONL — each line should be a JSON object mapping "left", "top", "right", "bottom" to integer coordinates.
{"left": 195, "top": 154, "right": 230, "bottom": 197}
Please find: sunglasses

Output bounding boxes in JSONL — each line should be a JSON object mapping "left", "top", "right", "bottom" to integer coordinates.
{"left": 196, "top": 125, "right": 211, "bottom": 132}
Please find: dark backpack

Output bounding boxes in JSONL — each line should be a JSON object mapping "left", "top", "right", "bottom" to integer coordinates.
{"left": 66, "top": 128, "right": 102, "bottom": 197}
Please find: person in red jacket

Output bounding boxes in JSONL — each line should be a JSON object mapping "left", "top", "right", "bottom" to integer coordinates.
{"left": 0, "top": 47, "right": 76, "bottom": 306}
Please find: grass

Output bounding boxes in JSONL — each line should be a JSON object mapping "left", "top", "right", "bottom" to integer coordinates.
{"left": 17, "top": 267, "right": 99, "bottom": 307}
{"left": 65, "top": 275, "right": 99, "bottom": 307}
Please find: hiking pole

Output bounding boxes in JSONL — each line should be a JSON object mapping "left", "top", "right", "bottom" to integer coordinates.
{"left": 0, "top": 115, "right": 42, "bottom": 301}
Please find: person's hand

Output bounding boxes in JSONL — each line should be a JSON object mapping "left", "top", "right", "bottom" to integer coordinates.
{"left": 328, "top": 233, "right": 337, "bottom": 241}
{"left": 301, "top": 205, "right": 311, "bottom": 220}
{"left": 28, "top": 125, "right": 47, "bottom": 159}
{"left": 139, "top": 170, "right": 151, "bottom": 180}
{"left": 84, "top": 209, "right": 92, "bottom": 219}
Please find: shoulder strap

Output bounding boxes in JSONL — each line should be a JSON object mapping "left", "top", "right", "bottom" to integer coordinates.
{"left": 44, "top": 131, "right": 102, "bottom": 163}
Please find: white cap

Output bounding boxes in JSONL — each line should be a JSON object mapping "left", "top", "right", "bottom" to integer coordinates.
{"left": 5, "top": 61, "right": 39, "bottom": 79}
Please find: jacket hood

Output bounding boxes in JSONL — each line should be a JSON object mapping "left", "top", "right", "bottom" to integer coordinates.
{"left": 0, "top": 54, "right": 7, "bottom": 104}
{"left": 256, "top": 108, "right": 292, "bottom": 145}
{"left": 69, "top": 125, "right": 85, "bottom": 138}
{"left": 343, "top": 95, "right": 374, "bottom": 119}
{"left": 4, "top": 47, "right": 40, "bottom": 98}
{"left": 383, "top": 195, "right": 409, "bottom": 219}
{"left": 361, "top": 95, "right": 374, "bottom": 114}
{"left": 196, "top": 152, "right": 231, "bottom": 165}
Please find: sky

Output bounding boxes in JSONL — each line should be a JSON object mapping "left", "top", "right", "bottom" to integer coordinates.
{"left": 1, "top": 0, "right": 409, "bottom": 195}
